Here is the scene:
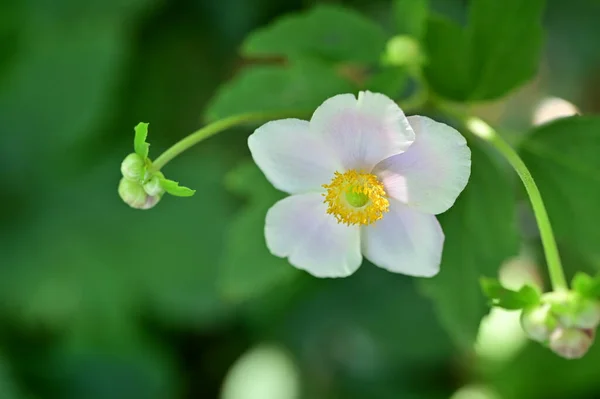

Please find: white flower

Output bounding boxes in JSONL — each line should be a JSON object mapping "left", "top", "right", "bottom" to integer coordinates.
{"left": 248, "top": 91, "right": 471, "bottom": 278}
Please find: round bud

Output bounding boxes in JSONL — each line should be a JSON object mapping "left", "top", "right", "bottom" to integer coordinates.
{"left": 549, "top": 328, "right": 594, "bottom": 359}
{"left": 520, "top": 304, "right": 556, "bottom": 342}
{"left": 383, "top": 35, "right": 424, "bottom": 67}
{"left": 143, "top": 175, "right": 164, "bottom": 197}
{"left": 120, "top": 153, "right": 145, "bottom": 181}
{"left": 118, "top": 178, "right": 161, "bottom": 210}
{"left": 571, "top": 297, "right": 600, "bottom": 329}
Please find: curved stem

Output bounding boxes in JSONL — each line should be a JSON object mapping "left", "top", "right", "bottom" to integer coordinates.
{"left": 463, "top": 116, "right": 568, "bottom": 291}
{"left": 151, "top": 111, "right": 306, "bottom": 171}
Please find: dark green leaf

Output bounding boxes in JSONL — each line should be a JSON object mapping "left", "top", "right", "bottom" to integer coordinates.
{"left": 205, "top": 60, "right": 355, "bottom": 121}
{"left": 423, "top": 16, "right": 471, "bottom": 101}
{"left": 392, "top": 0, "right": 429, "bottom": 39}
{"left": 481, "top": 277, "right": 540, "bottom": 310}
{"left": 242, "top": 4, "right": 387, "bottom": 64}
{"left": 421, "top": 139, "right": 519, "bottom": 347}
{"left": 493, "top": 336, "right": 600, "bottom": 399}
{"left": 0, "top": 355, "right": 20, "bottom": 399}
{"left": 219, "top": 162, "right": 298, "bottom": 301}
{"left": 520, "top": 116, "right": 600, "bottom": 263}
{"left": 364, "top": 67, "right": 408, "bottom": 99}
{"left": 160, "top": 178, "right": 195, "bottom": 197}
{"left": 423, "top": 0, "right": 545, "bottom": 101}
{"left": 133, "top": 122, "right": 149, "bottom": 159}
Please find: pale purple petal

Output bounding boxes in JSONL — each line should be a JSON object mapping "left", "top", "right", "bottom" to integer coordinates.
{"left": 361, "top": 199, "right": 444, "bottom": 277}
{"left": 248, "top": 119, "right": 342, "bottom": 194}
{"left": 309, "top": 91, "right": 415, "bottom": 171}
{"left": 265, "top": 193, "right": 362, "bottom": 278}
{"left": 373, "top": 115, "right": 471, "bottom": 215}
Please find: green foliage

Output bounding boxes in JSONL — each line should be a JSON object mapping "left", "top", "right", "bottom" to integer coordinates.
{"left": 520, "top": 116, "right": 600, "bottom": 262}
{"left": 242, "top": 4, "right": 387, "bottom": 64}
{"left": 133, "top": 122, "right": 150, "bottom": 159}
{"left": 421, "top": 140, "right": 519, "bottom": 346}
{"left": 364, "top": 66, "right": 408, "bottom": 98}
{"left": 423, "top": 0, "right": 545, "bottom": 101}
{"left": 219, "top": 162, "right": 298, "bottom": 301}
{"left": 159, "top": 178, "right": 195, "bottom": 197}
{"left": 481, "top": 278, "right": 541, "bottom": 310}
{"left": 392, "top": 0, "right": 429, "bottom": 39}
{"left": 572, "top": 272, "right": 600, "bottom": 299}
{"left": 204, "top": 60, "right": 355, "bottom": 121}
{"left": 0, "top": 355, "right": 19, "bottom": 399}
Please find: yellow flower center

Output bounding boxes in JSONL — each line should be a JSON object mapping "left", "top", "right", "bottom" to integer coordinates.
{"left": 322, "top": 170, "right": 389, "bottom": 226}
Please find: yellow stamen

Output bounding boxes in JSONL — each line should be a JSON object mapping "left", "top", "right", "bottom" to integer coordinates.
{"left": 322, "top": 170, "right": 389, "bottom": 226}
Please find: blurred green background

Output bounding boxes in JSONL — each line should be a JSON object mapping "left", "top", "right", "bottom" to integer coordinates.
{"left": 2, "top": 0, "right": 600, "bottom": 398}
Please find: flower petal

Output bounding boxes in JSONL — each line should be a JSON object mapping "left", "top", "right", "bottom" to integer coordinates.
{"left": 265, "top": 193, "right": 362, "bottom": 278}
{"left": 362, "top": 199, "right": 444, "bottom": 277}
{"left": 373, "top": 115, "right": 471, "bottom": 215}
{"left": 310, "top": 91, "right": 415, "bottom": 171}
{"left": 248, "top": 119, "right": 342, "bottom": 194}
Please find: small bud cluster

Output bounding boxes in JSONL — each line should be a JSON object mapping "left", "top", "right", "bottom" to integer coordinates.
{"left": 520, "top": 292, "right": 600, "bottom": 359}
{"left": 118, "top": 153, "right": 165, "bottom": 210}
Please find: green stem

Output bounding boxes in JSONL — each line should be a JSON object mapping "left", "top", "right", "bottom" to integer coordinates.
{"left": 151, "top": 111, "right": 306, "bottom": 171}
{"left": 461, "top": 115, "right": 568, "bottom": 291}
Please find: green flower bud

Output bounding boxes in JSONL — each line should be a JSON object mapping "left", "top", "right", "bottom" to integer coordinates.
{"left": 520, "top": 304, "right": 557, "bottom": 342}
{"left": 382, "top": 35, "right": 425, "bottom": 67}
{"left": 566, "top": 297, "right": 600, "bottom": 329}
{"left": 118, "top": 178, "right": 161, "bottom": 210}
{"left": 143, "top": 175, "right": 164, "bottom": 196}
{"left": 121, "top": 153, "right": 145, "bottom": 181}
{"left": 544, "top": 292, "right": 600, "bottom": 329}
{"left": 549, "top": 328, "right": 594, "bottom": 359}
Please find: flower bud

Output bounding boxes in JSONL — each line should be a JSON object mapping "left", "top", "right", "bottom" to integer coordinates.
{"left": 544, "top": 291, "right": 600, "bottom": 329}
{"left": 520, "top": 304, "right": 556, "bottom": 342}
{"left": 143, "top": 175, "right": 164, "bottom": 196}
{"left": 120, "top": 153, "right": 145, "bottom": 181}
{"left": 383, "top": 35, "right": 424, "bottom": 67}
{"left": 568, "top": 297, "right": 600, "bottom": 329}
{"left": 118, "top": 178, "right": 161, "bottom": 210}
{"left": 549, "top": 328, "right": 594, "bottom": 359}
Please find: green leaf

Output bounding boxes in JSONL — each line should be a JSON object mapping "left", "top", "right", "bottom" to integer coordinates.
{"left": 423, "top": 0, "right": 545, "bottom": 101}
{"left": 392, "top": 0, "right": 429, "bottom": 39}
{"left": 481, "top": 278, "right": 540, "bottom": 310}
{"left": 205, "top": 59, "right": 355, "bottom": 121}
{"left": 242, "top": 4, "right": 387, "bottom": 64}
{"left": 422, "top": 16, "right": 471, "bottom": 101}
{"left": 420, "top": 139, "right": 519, "bottom": 347}
{"left": 0, "top": 355, "right": 20, "bottom": 399}
{"left": 219, "top": 162, "right": 298, "bottom": 301}
{"left": 133, "top": 122, "right": 150, "bottom": 159}
{"left": 159, "top": 178, "right": 195, "bottom": 197}
{"left": 520, "top": 116, "right": 600, "bottom": 263}
{"left": 572, "top": 272, "right": 600, "bottom": 298}
{"left": 364, "top": 66, "right": 408, "bottom": 99}
{"left": 493, "top": 335, "right": 600, "bottom": 399}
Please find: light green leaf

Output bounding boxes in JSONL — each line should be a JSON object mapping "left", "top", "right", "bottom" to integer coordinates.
{"left": 520, "top": 116, "right": 600, "bottom": 263}
{"left": 219, "top": 162, "right": 298, "bottom": 301}
{"left": 159, "top": 178, "right": 195, "bottom": 197}
{"left": 481, "top": 277, "right": 540, "bottom": 310}
{"left": 572, "top": 272, "right": 600, "bottom": 298}
{"left": 133, "top": 122, "right": 150, "bottom": 159}
{"left": 392, "top": 0, "right": 429, "bottom": 39}
{"left": 242, "top": 4, "right": 387, "bottom": 64}
{"left": 423, "top": 0, "right": 545, "bottom": 101}
{"left": 205, "top": 59, "right": 355, "bottom": 121}
{"left": 421, "top": 139, "right": 519, "bottom": 347}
